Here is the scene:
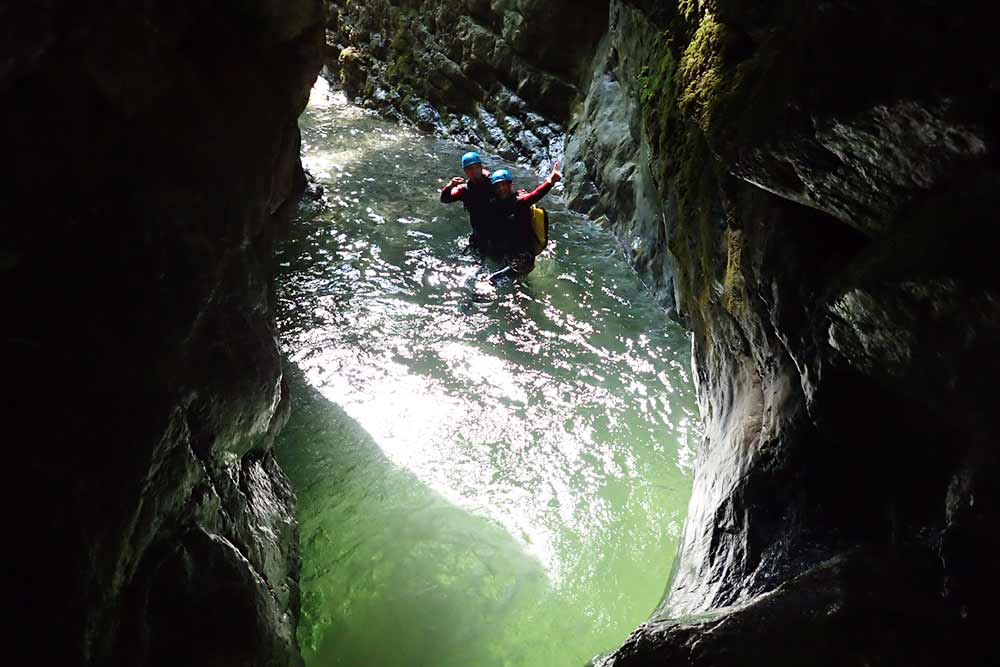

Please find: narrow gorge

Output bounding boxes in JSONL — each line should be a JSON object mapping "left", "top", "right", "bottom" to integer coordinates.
{"left": 5, "top": 1, "right": 997, "bottom": 665}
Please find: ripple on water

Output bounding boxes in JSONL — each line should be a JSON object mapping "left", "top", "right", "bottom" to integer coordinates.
{"left": 275, "top": 78, "right": 700, "bottom": 667}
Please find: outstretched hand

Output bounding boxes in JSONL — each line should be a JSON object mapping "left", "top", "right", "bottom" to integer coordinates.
{"left": 549, "top": 161, "right": 562, "bottom": 184}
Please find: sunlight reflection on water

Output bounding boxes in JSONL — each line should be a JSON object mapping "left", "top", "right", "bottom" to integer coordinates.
{"left": 276, "top": 77, "right": 701, "bottom": 667}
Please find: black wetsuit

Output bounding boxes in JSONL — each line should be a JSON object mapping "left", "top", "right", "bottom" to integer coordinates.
{"left": 490, "top": 178, "right": 555, "bottom": 274}
{"left": 440, "top": 172, "right": 498, "bottom": 254}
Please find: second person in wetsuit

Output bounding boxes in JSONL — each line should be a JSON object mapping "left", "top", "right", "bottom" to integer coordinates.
{"left": 489, "top": 161, "right": 562, "bottom": 279}
{"left": 439, "top": 151, "right": 497, "bottom": 254}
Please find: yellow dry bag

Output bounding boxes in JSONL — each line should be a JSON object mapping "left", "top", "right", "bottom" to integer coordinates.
{"left": 529, "top": 205, "right": 549, "bottom": 256}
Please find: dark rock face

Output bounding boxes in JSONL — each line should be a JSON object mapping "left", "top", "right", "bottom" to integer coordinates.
{"left": 584, "top": 1, "right": 1000, "bottom": 664}
{"left": 3, "top": 2, "right": 324, "bottom": 664}
{"left": 562, "top": 1, "right": 679, "bottom": 314}
{"left": 322, "top": 0, "right": 608, "bottom": 166}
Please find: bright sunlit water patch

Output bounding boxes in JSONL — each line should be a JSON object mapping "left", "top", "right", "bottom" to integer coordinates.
{"left": 275, "top": 77, "right": 700, "bottom": 667}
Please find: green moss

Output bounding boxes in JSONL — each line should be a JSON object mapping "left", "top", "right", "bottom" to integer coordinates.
{"left": 638, "top": 5, "right": 793, "bottom": 158}
{"left": 634, "top": 13, "right": 729, "bottom": 341}
{"left": 678, "top": 0, "right": 698, "bottom": 23}
{"left": 720, "top": 229, "right": 746, "bottom": 317}
{"left": 631, "top": 1, "right": 965, "bottom": 345}
{"left": 677, "top": 15, "right": 728, "bottom": 122}
{"left": 384, "top": 16, "right": 428, "bottom": 99}
{"left": 386, "top": 50, "right": 414, "bottom": 83}
{"left": 637, "top": 47, "right": 675, "bottom": 108}
{"left": 389, "top": 24, "right": 410, "bottom": 53}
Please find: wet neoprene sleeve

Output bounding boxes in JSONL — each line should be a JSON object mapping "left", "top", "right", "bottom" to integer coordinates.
{"left": 517, "top": 178, "right": 554, "bottom": 206}
{"left": 440, "top": 183, "right": 466, "bottom": 203}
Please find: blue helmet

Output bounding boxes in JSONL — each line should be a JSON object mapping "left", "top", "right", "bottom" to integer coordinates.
{"left": 461, "top": 151, "right": 482, "bottom": 168}
{"left": 490, "top": 169, "right": 513, "bottom": 185}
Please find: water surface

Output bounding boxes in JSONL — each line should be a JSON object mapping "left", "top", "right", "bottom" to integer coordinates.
{"left": 275, "top": 79, "right": 699, "bottom": 667}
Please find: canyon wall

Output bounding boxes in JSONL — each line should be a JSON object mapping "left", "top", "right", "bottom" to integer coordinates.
{"left": 3, "top": 2, "right": 324, "bottom": 664}
{"left": 322, "top": 0, "right": 607, "bottom": 167}
{"left": 589, "top": 2, "right": 999, "bottom": 664}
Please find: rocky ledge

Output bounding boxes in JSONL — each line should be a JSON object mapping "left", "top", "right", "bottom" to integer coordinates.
{"left": 4, "top": 2, "right": 324, "bottom": 665}
{"left": 321, "top": 0, "right": 607, "bottom": 167}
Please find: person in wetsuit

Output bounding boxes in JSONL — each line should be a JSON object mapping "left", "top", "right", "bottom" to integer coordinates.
{"left": 439, "top": 151, "right": 496, "bottom": 254}
{"left": 488, "top": 162, "right": 562, "bottom": 281}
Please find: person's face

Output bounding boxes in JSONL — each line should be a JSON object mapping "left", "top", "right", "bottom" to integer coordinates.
{"left": 494, "top": 181, "right": 513, "bottom": 199}
{"left": 463, "top": 164, "right": 482, "bottom": 181}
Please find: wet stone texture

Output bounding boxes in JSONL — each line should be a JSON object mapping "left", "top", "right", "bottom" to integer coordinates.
{"left": 582, "top": 1, "right": 1000, "bottom": 665}
{"left": 562, "top": 0, "right": 681, "bottom": 316}
{"left": 3, "top": 2, "right": 324, "bottom": 665}
{"left": 321, "top": 0, "right": 609, "bottom": 167}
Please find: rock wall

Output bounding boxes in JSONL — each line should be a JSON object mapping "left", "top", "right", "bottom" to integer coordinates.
{"left": 3, "top": 2, "right": 324, "bottom": 665}
{"left": 322, "top": 0, "right": 607, "bottom": 167}
{"left": 585, "top": 1, "right": 999, "bottom": 664}
{"left": 562, "top": 3, "right": 678, "bottom": 314}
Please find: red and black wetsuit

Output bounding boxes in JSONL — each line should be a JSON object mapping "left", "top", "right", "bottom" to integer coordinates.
{"left": 440, "top": 169, "right": 496, "bottom": 253}
{"left": 492, "top": 178, "right": 555, "bottom": 268}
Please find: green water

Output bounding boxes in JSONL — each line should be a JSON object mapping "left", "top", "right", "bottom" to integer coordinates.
{"left": 274, "top": 79, "right": 699, "bottom": 667}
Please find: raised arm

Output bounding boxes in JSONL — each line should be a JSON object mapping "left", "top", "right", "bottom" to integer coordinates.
{"left": 517, "top": 162, "right": 562, "bottom": 206}
{"left": 440, "top": 177, "right": 467, "bottom": 203}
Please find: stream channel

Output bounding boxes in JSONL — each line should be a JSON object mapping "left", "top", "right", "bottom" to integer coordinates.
{"left": 274, "top": 78, "right": 700, "bottom": 667}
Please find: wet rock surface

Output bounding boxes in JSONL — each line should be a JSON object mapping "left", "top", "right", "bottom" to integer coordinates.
{"left": 3, "top": 1, "right": 324, "bottom": 664}
{"left": 321, "top": 0, "right": 608, "bottom": 167}
{"left": 586, "top": 1, "right": 1000, "bottom": 665}
{"left": 563, "top": 1, "right": 679, "bottom": 314}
